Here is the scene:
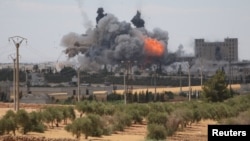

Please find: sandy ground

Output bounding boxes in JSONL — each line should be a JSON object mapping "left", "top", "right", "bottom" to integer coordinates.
{"left": 0, "top": 107, "right": 216, "bottom": 141}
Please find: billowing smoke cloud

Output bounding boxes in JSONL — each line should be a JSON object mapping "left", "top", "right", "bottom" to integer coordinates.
{"left": 131, "top": 11, "right": 145, "bottom": 28}
{"left": 61, "top": 8, "right": 169, "bottom": 70}
{"left": 96, "top": 7, "right": 107, "bottom": 24}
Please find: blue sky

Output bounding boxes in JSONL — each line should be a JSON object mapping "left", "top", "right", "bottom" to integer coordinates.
{"left": 0, "top": 0, "right": 250, "bottom": 63}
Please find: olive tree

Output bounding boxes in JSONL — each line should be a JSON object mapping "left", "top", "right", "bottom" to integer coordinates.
{"left": 16, "top": 109, "right": 32, "bottom": 134}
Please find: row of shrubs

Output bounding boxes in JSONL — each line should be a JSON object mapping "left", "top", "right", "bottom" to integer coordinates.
{"left": 107, "top": 91, "right": 176, "bottom": 103}
{"left": 1, "top": 94, "right": 250, "bottom": 140}
{"left": 66, "top": 94, "right": 250, "bottom": 140}
{"left": 0, "top": 106, "right": 75, "bottom": 135}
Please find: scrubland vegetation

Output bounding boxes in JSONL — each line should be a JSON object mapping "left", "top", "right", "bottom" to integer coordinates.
{"left": 1, "top": 94, "right": 250, "bottom": 140}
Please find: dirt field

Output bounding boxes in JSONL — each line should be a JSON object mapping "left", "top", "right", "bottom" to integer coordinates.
{"left": 0, "top": 104, "right": 216, "bottom": 141}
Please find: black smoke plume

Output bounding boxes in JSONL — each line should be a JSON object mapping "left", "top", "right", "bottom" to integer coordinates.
{"left": 131, "top": 11, "right": 145, "bottom": 28}
{"left": 96, "top": 7, "right": 107, "bottom": 24}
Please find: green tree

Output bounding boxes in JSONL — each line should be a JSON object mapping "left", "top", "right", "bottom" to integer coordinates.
{"left": 42, "top": 106, "right": 63, "bottom": 128}
{"left": 44, "top": 66, "right": 76, "bottom": 83}
{"left": 202, "top": 70, "right": 231, "bottom": 102}
{"left": 0, "top": 118, "right": 5, "bottom": 135}
{"left": 147, "top": 124, "right": 167, "bottom": 140}
{"left": 65, "top": 114, "right": 104, "bottom": 139}
{"left": 0, "top": 118, "right": 17, "bottom": 135}
{"left": 29, "top": 111, "right": 46, "bottom": 133}
{"left": 16, "top": 109, "right": 32, "bottom": 134}
{"left": 0, "top": 68, "right": 13, "bottom": 81}
{"left": 113, "top": 111, "right": 132, "bottom": 131}
{"left": 61, "top": 106, "right": 76, "bottom": 124}
{"left": 65, "top": 117, "right": 92, "bottom": 139}
{"left": 60, "top": 66, "right": 76, "bottom": 77}
{"left": 87, "top": 114, "right": 104, "bottom": 137}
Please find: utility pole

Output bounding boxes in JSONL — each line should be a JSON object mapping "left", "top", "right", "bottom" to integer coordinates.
{"left": 199, "top": 56, "right": 203, "bottom": 88}
{"left": 188, "top": 64, "right": 191, "bottom": 101}
{"left": 121, "top": 60, "right": 136, "bottom": 104}
{"left": 187, "top": 60, "right": 194, "bottom": 102}
{"left": 178, "top": 64, "right": 182, "bottom": 93}
{"left": 9, "top": 55, "right": 16, "bottom": 111}
{"left": 13, "top": 59, "right": 17, "bottom": 110}
{"left": 229, "top": 59, "right": 232, "bottom": 96}
{"left": 154, "top": 65, "right": 157, "bottom": 102}
{"left": 9, "top": 36, "right": 27, "bottom": 111}
{"left": 121, "top": 61, "right": 127, "bottom": 104}
{"left": 77, "top": 67, "right": 80, "bottom": 102}
{"left": 123, "top": 68, "right": 126, "bottom": 104}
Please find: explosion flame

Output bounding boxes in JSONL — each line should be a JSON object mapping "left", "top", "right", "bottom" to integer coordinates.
{"left": 144, "top": 37, "right": 165, "bottom": 57}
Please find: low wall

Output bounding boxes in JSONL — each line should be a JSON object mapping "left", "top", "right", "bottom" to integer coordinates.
{"left": 0, "top": 102, "right": 63, "bottom": 109}
{"left": 115, "top": 84, "right": 242, "bottom": 94}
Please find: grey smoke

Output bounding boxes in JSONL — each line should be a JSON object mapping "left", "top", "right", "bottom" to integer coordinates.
{"left": 61, "top": 8, "right": 169, "bottom": 70}
{"left": 176, "top": 44, "right": 184, "bottom": 57}
{"left": 76, "top": 0, "right": 93, "bottom": 29}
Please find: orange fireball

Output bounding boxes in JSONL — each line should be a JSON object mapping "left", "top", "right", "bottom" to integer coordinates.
{"left": 144, "top": 37, "right": 164, "bottom": 57}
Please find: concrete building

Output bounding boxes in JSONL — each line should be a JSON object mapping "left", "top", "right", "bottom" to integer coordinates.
{"left": 9, "top": 84, "right": 115, "bottom": 102}
{"left": 195, "top": 38, "right": 238, "bottom": 62}
{"left": 28, "top": 72, "right": 46, "bottom": 86}
{"left": 20, "top": 93, "right": 51, "bottom": 104}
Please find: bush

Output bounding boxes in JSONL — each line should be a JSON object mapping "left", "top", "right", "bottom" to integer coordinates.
{"left": 76, "top": 101, "right": 114, "bottom": 116}
{"left": 16, "top": 109, "right": 32, "bottom": 134}
{"left": 32, "top": 123, "right": 46, "bottom": 133}
{"left": 1, "top": 110, "right": 17, "bottom": 135}
{"left": 165, "top": 115, "right": 181, "bottom": 136}
{"left": 127, "top": 109, "right": 143, "bottom": 124}
{"left": 147, "top": 124, "right": 167, "bottom": 140}
{"left": 219, "top": 108, "right": 250, "bottom": 125}
{"left": 61, "top": 106, "right": 76, "bottom": 124}
{"left": 65, "top": 114, "right": 105, "bottom": 139}
{"left": 148, "top": 102, "right": 165, "bottom": 113}
{"left": 102, "top": 124, "right": 113, "bottom": 135}
{"left": 42, "top": 106, "right": 63, "bottom": 128}
{"left": 86, "top": 114, "right": 104, "bottom": 137}
{"left": 0, "top": 109, "right": 48, "bottom": 135}
{"left": 107, "top": 93, "right": 122, "bottom": 101}
{"left": 29, "top": 111, "right": 46, "bottom": 133}
{"left": 179, "top": 92, "right": 187, "bottom": 97}
{"left": 65, "top": 117, "right": 92, "bottom": 139}
{"left": 147, "top": 112, "right": 168, "bottom": 126}
{"left": 126, "top": 104, "right": 147, "bottom": 124}
{"left": 113, "top": 111, "right": 132, "bottom": 131}
{"left": 165, "top": 91, "right": 174, "bottom": 99}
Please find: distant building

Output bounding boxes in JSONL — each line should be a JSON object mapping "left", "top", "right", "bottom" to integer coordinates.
{"left": 29, "top": 72, "right": 46, "bottom": 86}
{"left": 195, "top": 38, "right": 238, "bottom": 62}
{"left": 93, "top": 91, "right": 107, "bottom": 102}
{"left": 20, "top": 93, "right": 51, "bottom": 104}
